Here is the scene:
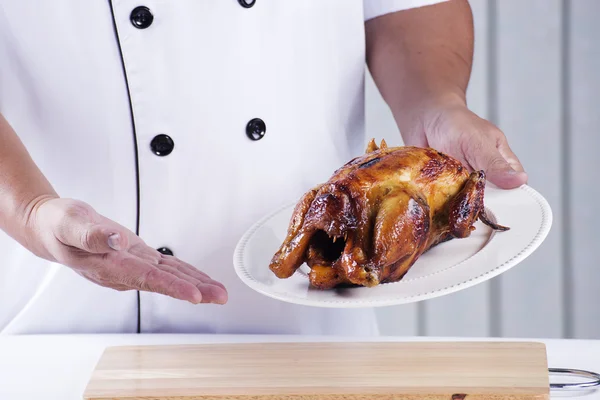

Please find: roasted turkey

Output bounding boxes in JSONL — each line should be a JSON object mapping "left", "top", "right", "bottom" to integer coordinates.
{"left": 269, "top": 139, "right": 508, "bottom": 289}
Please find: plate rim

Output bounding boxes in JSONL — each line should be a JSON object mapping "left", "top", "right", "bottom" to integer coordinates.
{"left": 233, "top": 184, "right": 553, "bottom": 308}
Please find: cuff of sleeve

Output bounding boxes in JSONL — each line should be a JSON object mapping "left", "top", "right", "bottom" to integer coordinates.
{"left": 364, "top": 0, "right": 449, "bottom": 21}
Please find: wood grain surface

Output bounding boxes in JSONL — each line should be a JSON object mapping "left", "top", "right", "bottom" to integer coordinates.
{"left": 83, "top": 341, "right": 550, "bottom": 400}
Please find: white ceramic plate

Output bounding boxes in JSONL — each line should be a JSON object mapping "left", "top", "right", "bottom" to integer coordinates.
{"left": 233, "top": 184, "right": 552, "bottom": 308}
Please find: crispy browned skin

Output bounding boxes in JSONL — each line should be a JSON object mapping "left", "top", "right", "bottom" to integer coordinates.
{"left": 269, "top": 139, "right": 508, "bottom": 289}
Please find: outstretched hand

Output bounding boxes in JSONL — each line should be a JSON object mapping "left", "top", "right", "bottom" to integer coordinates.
{"left": 26, "top": 197, "right": 228, "bottom": 304}
{"left": 403, "top": 103, "right": 528, "bottom": 190}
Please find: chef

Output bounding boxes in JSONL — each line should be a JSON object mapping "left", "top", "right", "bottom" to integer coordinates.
{"left": 0, "top": 0, "right": 526, "bottom": 335}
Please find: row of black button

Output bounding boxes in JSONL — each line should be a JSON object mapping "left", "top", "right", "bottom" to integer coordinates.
{"left": 131, "top": 1, "right": 256, "bottom": 29}
{"left": 149, "top": 117, "right": 265, "bottom": 253}
{"left": 149, "top": 118, "right": 266, "bottom": 156}
{"left": 131, "top": 1, "right": 260, "bottom": 256}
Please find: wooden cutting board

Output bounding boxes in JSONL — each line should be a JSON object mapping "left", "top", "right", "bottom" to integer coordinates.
{"left": 83, "top": 341, "right": 550, "bottom": 400}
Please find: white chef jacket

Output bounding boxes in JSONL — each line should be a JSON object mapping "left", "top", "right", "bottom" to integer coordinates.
{"left": 0, "top": 0, "right": 446, "bottom": 335}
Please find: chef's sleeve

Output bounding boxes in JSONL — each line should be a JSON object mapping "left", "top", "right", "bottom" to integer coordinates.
{"left": 363, "top": 0, "right": 449, "bottom": 21}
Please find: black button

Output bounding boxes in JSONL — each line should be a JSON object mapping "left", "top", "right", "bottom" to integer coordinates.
{"left": 157, "top": 247, "right": 173, "bottom": 256}
{"left": 130, "top": 6, "right": 154, "bottom": 29}
{"left": 238, "top": 0, "right": 256, "bottom": 8}
{"left": 246, "top": 118, "right": 266, "bottom": 141}
{"left": 150, "top": 134, "right": 174, "bottom": 156}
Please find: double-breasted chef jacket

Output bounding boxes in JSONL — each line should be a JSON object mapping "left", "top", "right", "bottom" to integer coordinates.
{"left": 0, "top": 0, "right": 447, "bottom": 335}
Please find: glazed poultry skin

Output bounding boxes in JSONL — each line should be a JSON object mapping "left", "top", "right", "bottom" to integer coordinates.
{"left": 269, "top": 139, "right": 508, "bottom": 289}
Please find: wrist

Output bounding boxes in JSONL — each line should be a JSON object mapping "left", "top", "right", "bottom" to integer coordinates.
{"left": 393, "top": 90, "right": 467, "bottom": 142}
{"left": 18, "top": 194, "right": 59, "bottom": 260}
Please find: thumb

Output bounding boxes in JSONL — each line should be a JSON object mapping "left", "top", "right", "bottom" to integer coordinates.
{"left": 55, "top": 204, "right": 130, "bottom": 253}
{"left": 465, "top": 138, "right": 528, "bottom": 189}
{"left": 79, "top": 224, "right": 130, "bottom": 253}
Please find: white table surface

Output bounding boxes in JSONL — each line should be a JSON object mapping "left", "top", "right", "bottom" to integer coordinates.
{"left": 0, "top": 334, "right": 599, "bottom": 399}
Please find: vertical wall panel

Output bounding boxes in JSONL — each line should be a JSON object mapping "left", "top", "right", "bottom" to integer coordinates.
{"left": 366, "top": 70, "right": 420, "bottom": 335}
{"left": 568, "top": 0, "right": 600, "bottom": 339}
{"left": 495, "top": 0, "right": 564, "bottom": 338}
{"left": 421, "top": 0, "right": 492, "bottom": 337}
